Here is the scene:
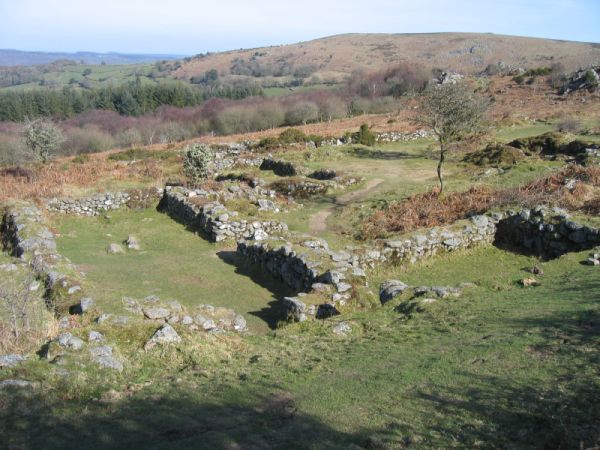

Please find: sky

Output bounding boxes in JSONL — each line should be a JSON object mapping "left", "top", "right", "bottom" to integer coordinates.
{"left": 0, "top": 0, "right": 598, "bottom": 55}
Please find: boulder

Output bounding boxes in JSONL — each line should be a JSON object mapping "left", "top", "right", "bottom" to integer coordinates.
{"left": 57, "top": 332, "right": 84, "bottom": 350}
{"left": 144, "top": 324, "right": 181, "bottom": 350}
{"left": 379, "top": 280, "right": 409, "bottom": 304}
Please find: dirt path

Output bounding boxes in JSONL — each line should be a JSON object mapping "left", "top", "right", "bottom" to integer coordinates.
{"left": 308, "top": 178, "right": 384, "bottom": 233}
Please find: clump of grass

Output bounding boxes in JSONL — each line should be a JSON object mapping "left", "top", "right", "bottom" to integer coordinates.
{"left": 108, "top": 148, "right": 173, "bottom": 162}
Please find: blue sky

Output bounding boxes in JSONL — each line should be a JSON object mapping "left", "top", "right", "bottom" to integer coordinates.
{"left": 0, "top": 0, "right": 598, "bottom": 54}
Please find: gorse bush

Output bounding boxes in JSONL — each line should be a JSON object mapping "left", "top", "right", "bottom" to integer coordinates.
{"left": 183, "top": 143, "right": 214, "bottom": 184}
{"left": 353, "top": 123, "right": 376, "bottom": 146}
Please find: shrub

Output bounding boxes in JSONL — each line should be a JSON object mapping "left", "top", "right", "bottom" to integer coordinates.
{"left": 284, "top": 101, "right": 319, "bottom": 125}
{"left": 279, "top": 128, "right": 308, "bottom": 144}
{"left": 353, "top": 124, "right": 376, "bottom": 146}
{"left": 23, "top": 118, "right": 65, "bottom": 163}
{"left": 183, "top": 143, "right": 214, "bottom": 183}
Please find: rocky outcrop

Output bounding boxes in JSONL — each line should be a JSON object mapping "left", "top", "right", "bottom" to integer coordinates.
{"left": 560, "top": 66, "right": 599, "bottom": 94}
{"left": 159, "top": 187, "right": 288, "bottom": 242}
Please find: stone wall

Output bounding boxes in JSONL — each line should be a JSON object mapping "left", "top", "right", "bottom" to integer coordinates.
{"left": 1, "top": 203, "right": 86, "bottom": 313}
{"left": 47, "top": 189, "right": 162, "bottom": 216}
{"left": 495, "top": 206, "right": 600, "bottom": 258}
{"left": 380, "top": 215, "right": 497, "bottom": 264}
{"left": 235, "top": 214, "right": 498, "bottom": 321}
{"left": 159, "top": 187, "right": 288, "bottom": 242}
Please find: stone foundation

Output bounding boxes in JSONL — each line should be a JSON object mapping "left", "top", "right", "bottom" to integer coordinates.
{"left": 159, "top": 187, "right": 288, "bottom": 242}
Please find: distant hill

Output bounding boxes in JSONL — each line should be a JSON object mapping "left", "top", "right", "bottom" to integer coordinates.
{"left": 0, "top": 49, "right": 186, "bottom": 66}
{"left": 173, "top": 32, "right": 600, "bottom": 81}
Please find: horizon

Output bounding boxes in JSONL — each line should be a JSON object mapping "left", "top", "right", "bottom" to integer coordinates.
{"left": 0, "top": 0, "right": 598, "bottom": 54}
{"left": 1, "top": 30, "right": 599, "bottom": 57}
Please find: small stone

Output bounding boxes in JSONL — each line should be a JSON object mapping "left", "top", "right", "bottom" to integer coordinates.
{"left": 336, "top": 282, "right": 352, "bottom": 293}
{"left": 106, "top": 243, "right": 124, "bottom": 254}
{"left": 96, "top": 313, "right": 112, "bottom": 324}
{"left": 520, "top": 278, "right": 540, "bottom": 287}
{"left": 253, "top": 229, "right": 269, "bottom": 241}
{"left": 73, "top": 297, "right": 95, "bottom": 314}
{"left": 332, "top": 321, "right": 351, "bottom": 335}
{"left": 88, "top": 331, "right": 105, "bottom": 342}
{"left": 181, "top": 315, "right": 193, "bottom": 325}
{"left": 233, "top": 314, "right": 247, "bottom": 332}
{"left": 57, "top": 333, "right": 84, "bottom": 350}
{"left": 126, "top": 235, "right": 140, "bottom": 250}
{"left": 143, "top": 307, "right": 170, "bottom": 320}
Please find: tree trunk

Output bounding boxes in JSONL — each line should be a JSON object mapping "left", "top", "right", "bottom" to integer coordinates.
{"left": 437, "top": 143, "right": 446, "bottom": 195}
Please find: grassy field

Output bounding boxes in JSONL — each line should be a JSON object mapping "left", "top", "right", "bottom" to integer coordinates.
{"left": 2, "top": 122, "right": 600, "bottom": 449}
{"left": 52, "top": 208, "right": 295, "bottom": 332}
{"left": 2, "top": 244, "right": 599, "bottom": 449}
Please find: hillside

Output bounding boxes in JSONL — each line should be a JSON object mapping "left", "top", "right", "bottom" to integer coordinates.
{"left": 0, "top": 49, "right": 184, "bottom": 66}
{"left": 174, "top": 32, "right": 600, "bottom": 81}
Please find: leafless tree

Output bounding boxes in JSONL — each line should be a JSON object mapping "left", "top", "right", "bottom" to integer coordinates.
{"left": 414, "top": 83, "right": 488, "bottom": 194}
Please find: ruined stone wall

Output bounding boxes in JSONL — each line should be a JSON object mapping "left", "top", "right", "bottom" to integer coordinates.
{"left": 46, "top": 189, "right": 162, "bottom": 216}
{"left": 495, "top": 206, "right": 600, "bottom": 257}
{"left": 160, "top": 187, "right": 288, "bottom": 242}
{"left": 1, "top": 203, "right": 85, "bottom": 313}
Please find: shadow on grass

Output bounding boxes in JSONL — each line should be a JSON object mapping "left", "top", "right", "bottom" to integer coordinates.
{"left": 0, "top": 387, "right": 373, "bottom": 450}
{"left": 217, "top": 250, "right": 296, "bottom": 329}
{"left": 349, "top": 147, "right": 419, "bottom": 160}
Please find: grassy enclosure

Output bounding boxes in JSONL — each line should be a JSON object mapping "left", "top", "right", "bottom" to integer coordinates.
{"left": 52, "top": 208, "right": 295, "bottom": 332}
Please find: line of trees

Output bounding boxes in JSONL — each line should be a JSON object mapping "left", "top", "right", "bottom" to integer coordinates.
{"left": 0, "top": 79, "right": 263, "bottom": 122}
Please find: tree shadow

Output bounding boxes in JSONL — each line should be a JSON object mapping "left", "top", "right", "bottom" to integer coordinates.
{"left": 0, "top": 386, "right": 375, "bottom": 450}
{"left": 217, "top": 250, "right": 297, "bottom": 329}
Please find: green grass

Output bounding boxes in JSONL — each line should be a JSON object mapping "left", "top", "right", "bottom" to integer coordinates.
{"left": 52, "top": 208, "right": 294, "bottom": 332}
{"left": 2, "top": 244, "right": 599, "bottom": 449}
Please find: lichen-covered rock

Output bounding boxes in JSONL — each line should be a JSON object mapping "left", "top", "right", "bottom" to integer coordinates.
{"left": 283, "top": 297, "right": 307, "bottom": 322}
{"left": 142, "top": 307, "right": 170, "bottom": 320}
{"left": 332, "top": 321, "right": 352, "bottom": 335}
{"left": 144, "top": 324, "right": 181, "bottom": 350}
{"left": 0, "top": 354, "right": 27, "bottom": 368}
{"left": 379, "top": 280, "right": 410, "bottom": 304}
{"left": 57, "top": 332, "right": 84, "bottom": 350}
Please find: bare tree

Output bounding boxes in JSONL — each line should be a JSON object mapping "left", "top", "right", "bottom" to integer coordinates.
{"left": 415, "top": 83, "right": 488, "bottom": 194}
